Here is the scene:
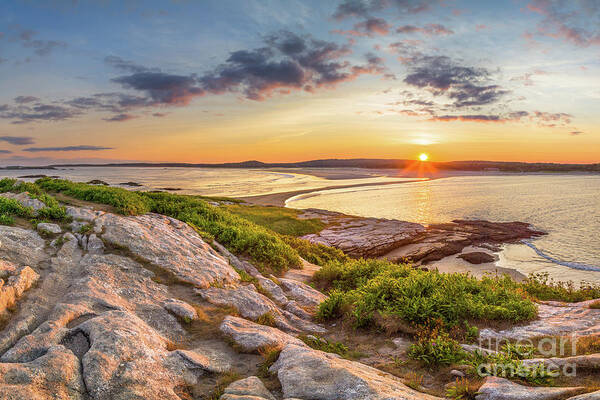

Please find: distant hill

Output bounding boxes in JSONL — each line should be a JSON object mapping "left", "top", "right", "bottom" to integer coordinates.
{"left": 1, "top": 158, "right": 599, "bottom": 172}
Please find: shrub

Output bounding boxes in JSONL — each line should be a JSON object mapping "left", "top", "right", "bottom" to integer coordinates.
{"left": 256, "top": 312, "right": 276, "bottom": 327}
{"left": 522, "top": 272, "right": 600, "bottom": 302}
{"left": 408, "top": 329, "right": 467, "bottom": 366}
{"left": 0, "top": 214, "right": 15, "bottom": 226}
{"left": 299, "top": 334, "right": 349, "bottom": 357}
{"left": 0, "top": 197, "right": 35, "bottom": 219}
{"left": 316, "top": 259, "right": 537, "bottom": 330}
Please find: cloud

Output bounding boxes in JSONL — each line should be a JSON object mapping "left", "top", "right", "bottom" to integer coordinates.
{"left": 396, "top": 24, "right": 454, "bottom": 36}
{"left": 510, "top": 69, "right": 548, "bottom": 86}
{"left": 198, "top": 30, "right": 385, "bottom": 100}
{"left": 112, "top": 72, "right": 205, "bottom": 105}
{"left": 0, "top": 150, "right": 12, "bottom": 154}
{"left": 332, "top": 0, "right": 438, "bottom": 20}
{"left": 103, "top": 113, "right": 137, "bottom": 122}
{"left": 23, "top": 145, "right": 114, "bottom": 152}
{"left": 0, "top": 136, "right": 35, "bottom": 145}
{"left": 526, "top": 0, "right": 600, "bottom": 47}
{"left": 0, "top": 103, "right": 79, "bottom": 124}
{"left": 531, "top": 110, "right": 572, "bottom": 127}
{"left": 334, "top": 17, "right": 391, "bottom": 36}
{"left": 104, "top": 55, "right": 154, "bottom": 73}
{"left": 19, "top": 29, "right": 67, "bottom": 56}
{"left": 152, "top": 112, "right": 168, "bottom": 117}
{"left": 570, "top": 130, "right": 584, "bottom": 135}
{"left": 403, "top": 56, "right": 509, "bottom": 108}
{"left": 13, "top": 96, "right": 40, "bottom": 104}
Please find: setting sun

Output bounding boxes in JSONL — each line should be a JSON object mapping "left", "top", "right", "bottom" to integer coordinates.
{"left": 419, "top": 153, "right": 429, "bottom": 161}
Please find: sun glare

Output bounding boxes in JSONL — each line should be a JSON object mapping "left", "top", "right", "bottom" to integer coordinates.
{"left": 419, "top": 153, "right": 429, "bottom": 161}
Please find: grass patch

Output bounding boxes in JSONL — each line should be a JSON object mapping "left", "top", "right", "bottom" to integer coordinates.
{"left": 202, "top": 371, "right": 241, "bottom": 400}
{"left": 316, "top": 259, "right": 537, "bottom": 331}
{"left": 224, "top": 204, "right": 324, "bottom": 236}
{"left": 256, "top": 312, "right": 277, "bottom": 327}
{"left": 590, "top": 300, "right": 600, "bottom": 309}
{"left": 257, "top": 346, "right": 281, "bottom": 378}
{"left": 0, "top": 197, "right": 35, "bottom": 219}
{"left": 281, "top": 235, "right": 348, "bottom": 266}
{"left": 0, "top": 213, "right": 15, "bottom": 226}
{"left": 298, "top": 334, "right": 363, "bottom": 359}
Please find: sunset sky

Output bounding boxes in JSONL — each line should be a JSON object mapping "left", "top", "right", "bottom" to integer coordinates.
{"left": 0, "top": 0, "right": 599, "bottom": 165}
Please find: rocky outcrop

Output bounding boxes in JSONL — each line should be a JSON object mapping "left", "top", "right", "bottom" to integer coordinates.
{"left": 278, "top": 277, "right": 327, "bottom": 308}
{"left": 0, "top": 345, "right": 85, "bottom": 399}
{"left": 98, "top": 212, "right": 240, "bottom": 288}
{"left": 481, "top": 299, "right": 600, "bottom": 340}
{"left": 300, "top": 209, "right": 544, "bottom": 263}
{"left": 221, "top": 376, "right": 276, "bottom": 400}
{"left": 271, "top": 344, "right": 442, "bottom": 400}
{"left": 220, "top": 316, "right": 306, "bottom": 353}
{"left": 475, "top": 376, "right": 584, "bottom": 400}
{"left": 300, "top": 209, "right": 425, "bottom": 258}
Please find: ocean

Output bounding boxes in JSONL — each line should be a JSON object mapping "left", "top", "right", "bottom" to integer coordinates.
{"left": 2, "top": 167, "right": 598, "bottom": 284}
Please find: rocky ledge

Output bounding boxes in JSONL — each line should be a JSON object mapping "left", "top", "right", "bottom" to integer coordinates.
{"left": 0, "top": 197, "right": 597, "bottom": 400}
{"left": 299, "top": 208, "right": 545, "bottom": 265}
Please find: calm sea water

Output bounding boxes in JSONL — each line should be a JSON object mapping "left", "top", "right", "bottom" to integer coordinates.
{"left": 0, "top": 167, "right": 408, "bottom": 197}
{"left": 2, "top": 167, "right": 598, "bottom": 284}
{"left": 287, "top": 175, "right": 600, "bottom": 285}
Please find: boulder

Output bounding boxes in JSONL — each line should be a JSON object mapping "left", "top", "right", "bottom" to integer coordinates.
{"left": 37, "top": 222, "right": 62, "bottom": 235}
{"left": 86, "top": 233, "right": 104, "bottom": 254}
{"left": 475, "top": 376, "right": 584, "bottom": 400}
{"left": 163, "top": 298, "right": 198, "bottom": 322}
{"left": 0, "top": 226, "right": 47, "bottom": 267}
{"left": 65, "top": 206, "right": 101, "bottom": 222}
{"left": 99, "top": 213, "right": 239, "bottom": 288}
{"left": 278, "top": 277, "right": 328, "bottom": 308}
{"left": 270, "top": 344, "right": 441, "bottom": 400}
{"left": 458, "top": 251, "right": 496, "bottom": 264}
{"left": 221, "top": 376, "right": 276, "bottom": 400}
{"left": 523, "top": 354, "right": 600, "bottom": 370}
{"left": 0, "top": 265, "right": 39, "bottom": 316}
{"left": 220, "top": 316, "right": 306, "bottom": 353}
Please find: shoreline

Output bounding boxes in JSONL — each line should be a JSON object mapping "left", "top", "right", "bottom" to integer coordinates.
{"left": 237, "top": 178, "right": 429, "bottom": 207}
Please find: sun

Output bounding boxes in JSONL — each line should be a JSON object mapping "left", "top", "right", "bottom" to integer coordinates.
{"left": 418, "top": 153, "right": 429, "bottom": 161}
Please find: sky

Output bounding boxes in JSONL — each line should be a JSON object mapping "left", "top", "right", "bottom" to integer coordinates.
{"left": 0, "top": 0, "right": 599, "bottom": 165}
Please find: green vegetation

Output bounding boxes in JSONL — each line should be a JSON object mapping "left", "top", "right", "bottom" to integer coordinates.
{"left": 0, "top": 178, "right": 70, "bottom": 223}
{"left": 521, "top": 272, "right": 600, "bottom": 302}
{"left": 281, "top": 234, "right": 348, "bottom": 266}
{"left": 256, "top": 312, "right": 277, "bottom": 327}
{"left": 224, "top": 204, "right": 324, "bottom": 236}
{"left": 298, "top": 334, "right": 362, "bottom": 359}
{"left": 0, "top": 197, "right": 35, "bottom": 219}
{"left": 315, "top": 259, "right": 537, "bottom": 331}
{"left": 78, "top": 224, "right": 94, "bottom": 234}
{"left": 37, "top": 177, "right": 151, "bottom": 215}
{"left": 0, "top": 214, "right": 15, "bottom": 226}
{"left": 407, "top": 329, "right": 467, "bottom": 366}
{"left": 445, "top": 378, "right": 479, "bottom": 400}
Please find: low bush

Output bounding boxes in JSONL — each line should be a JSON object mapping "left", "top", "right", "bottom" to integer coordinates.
{"left": 407, "top": 329, "right": 467, "bottom": 366}
{"left": 522, "top": 272, "right": 600, "bottom": 302}
{"left": 0, "top": 214, "right": 15, "bottom": 226}
{"left": 0, "top": 197, "right": 35, "bottom": 219}
{"left": 317, "top": 259, "right": 537, "bottom": 331}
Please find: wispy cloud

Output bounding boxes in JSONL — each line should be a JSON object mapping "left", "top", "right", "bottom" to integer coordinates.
{"left": 0, "top": 136, "right": 35, "bottom": 145}
{"left": 23, "top": 145, "right": 114, "bottom": 152}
